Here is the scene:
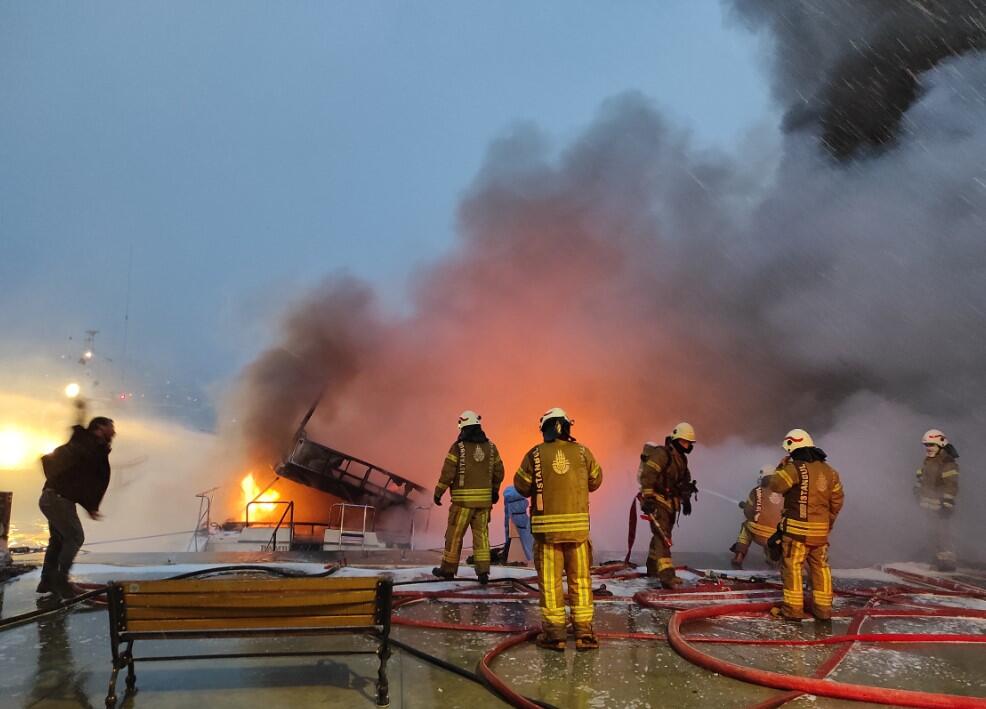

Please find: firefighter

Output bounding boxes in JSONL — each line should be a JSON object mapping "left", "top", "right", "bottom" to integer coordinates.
{"left": 432, "top": 410, "right": 504, "bottom": 584}
{"left": 638, "top": 423, "right": 698, "bottom": 588}
{"left": 769, "top": 429, "right": 844, "bottom": 621}
{"left": 914, "top": 429, "right": 959, "bottom": 571}
{"left": 514, "top": 407, "right": 603, "bottom": 651}
{"left": 730, "top": 466, "right": 783, "bottom": 569}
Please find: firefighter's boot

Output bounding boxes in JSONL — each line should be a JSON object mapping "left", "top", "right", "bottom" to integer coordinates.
{"left": 811, "top": 605, "right": 832, "bottom": 621}
{"left": 730, "top": 542, "right": 748, "bottom": 570}
{"left": 535, "top": 625, "right": 566, "bottom": 652}
{"left": 574, "top": 623, "right": 599, "bottom": 651}
{"left": 477, "top": 572, "right": 489, "bottom": 585}
{"left": 659, "top": 569, "right": 682, "bottom": 590}
{"left": 935, "top": 552, "right": 957, "bottom": 572}
{"left": 431, "top": 567, "right": 454, "bottom": 581}
{"left": 771, "top": 605, "right": 808, "bottom": 622}
{"left": 645, "top": 557, "right": 659, "bottom": 577}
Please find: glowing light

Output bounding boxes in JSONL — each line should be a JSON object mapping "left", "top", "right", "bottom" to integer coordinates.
{"left": 240, "top": 473, "right": 281, "bottom": 520}
{"left": 0, "top": 429, "right": 29, "bottom": 469}
{"left": 64, "top": 382, "right": 81, "bottom": 399}
{"left": 0, "top": 427, "right": 66, "bottom": 469}
{"left": 83, "top": 350, "right": 93, "bottom": 360}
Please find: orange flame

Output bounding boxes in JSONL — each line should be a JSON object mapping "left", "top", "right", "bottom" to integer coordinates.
{"left": 240, "top": 473, "right": 281, "bottom": 520}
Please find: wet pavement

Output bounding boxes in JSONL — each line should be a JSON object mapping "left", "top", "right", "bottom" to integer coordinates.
{"left": 0, "top": 557, "right": 984, "bottom": 708}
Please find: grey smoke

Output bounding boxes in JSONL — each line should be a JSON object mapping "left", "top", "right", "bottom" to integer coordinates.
{"left": 233, "top": 8, "right": 986, "bottom": 560}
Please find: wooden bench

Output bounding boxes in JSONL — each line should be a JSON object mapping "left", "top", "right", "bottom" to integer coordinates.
{"left": 104, "top": 575, "right": 392, "bottom": 708}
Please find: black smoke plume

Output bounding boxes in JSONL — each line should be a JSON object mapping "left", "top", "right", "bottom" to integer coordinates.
{"left": 730, "top": 0, "right": 986, "bottom": 158}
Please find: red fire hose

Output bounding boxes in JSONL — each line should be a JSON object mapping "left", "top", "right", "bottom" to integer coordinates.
{"left": 666, "top": 601, "right": 986, "bottom": 709}
{"left": 477, "top": 629, "right": 544, "bottom": 709}
{"left": 885, "top": 567, "right": 986, "bottom": 599}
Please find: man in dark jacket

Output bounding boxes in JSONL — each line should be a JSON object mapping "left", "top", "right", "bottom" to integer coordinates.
{"left": 38, "top": 417, "right": 115, "bottom": 598}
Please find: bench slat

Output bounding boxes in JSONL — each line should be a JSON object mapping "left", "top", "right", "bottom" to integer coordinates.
{"left": 123, "top": 590, "right": 377, "bottom": 609}
{"left": 126, "top": 602, "right": 375, "bottom": 620}
{"left": 126, "top": 615, "right": 377, "bottom": 632}
{"left": 120, "top": 577, "right": 381, "bottom": 595}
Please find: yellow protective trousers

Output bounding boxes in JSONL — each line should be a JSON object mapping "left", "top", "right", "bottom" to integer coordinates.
{"left": 440, "top": 504, "right": 491, "bottom": 575}
{"left": 533, "top": 539, "right": 593, "bottom": 639}
{"left": 646, "top": 506, "right": 676, "bottom": 584}
{"left": 780, "top": 538, "right": 833, "bottom": 615}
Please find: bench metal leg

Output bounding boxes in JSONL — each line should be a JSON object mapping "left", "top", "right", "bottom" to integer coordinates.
{"left": 376, "top": 641, "right": 391, "bottom": 707}
{"left": 124, "top": 641, "right": 138, "bottom": 694}
{"left": 105, "top": 663, "right": 120, "bottom": 708}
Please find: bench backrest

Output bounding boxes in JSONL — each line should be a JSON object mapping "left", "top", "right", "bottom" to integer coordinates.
{"left": 111, "top": 576, "right": 389, "bottom": 633}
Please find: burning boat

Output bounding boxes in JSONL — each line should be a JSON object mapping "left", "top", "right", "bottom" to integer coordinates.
{"left": 200, "top": 402, "right": 427, "bottom": 554}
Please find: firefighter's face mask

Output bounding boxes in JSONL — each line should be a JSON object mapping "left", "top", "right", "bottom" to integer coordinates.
{"left": 673, "top": 438, "right": 693, "bottom": 455}
{"left": 924, "top": 444, "right": 940, "bottom": 458}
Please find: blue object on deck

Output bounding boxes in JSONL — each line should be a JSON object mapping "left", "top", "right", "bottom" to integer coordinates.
{"left": 502, "top": 486, "right": 533, "bottom": 561}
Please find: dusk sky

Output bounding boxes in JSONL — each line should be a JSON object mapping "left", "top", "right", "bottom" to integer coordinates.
{"left": 1, "top": 2, "right": 776, "bottom": 423}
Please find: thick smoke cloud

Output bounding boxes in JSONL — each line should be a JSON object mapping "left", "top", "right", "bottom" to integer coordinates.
{"left": 231, "top": 7, "right": 986, "bottom": 561}
{"left": 730, "top": 0, "right": 986, "bottom": 158}
{"left": 232, "top": 277, "right": 385, "bottom": 464}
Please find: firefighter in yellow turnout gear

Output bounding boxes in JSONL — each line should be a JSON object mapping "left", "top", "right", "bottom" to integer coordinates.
{"left": 769, "top": 429, "right": 844, "bottom": 621}
{"left": 915, "top": 429, "right": 960, "bottom": 571}
{"left": 433, "top": 410, "right": 504, "bottom": 584}
{"left": 514, "top": 407, "right": 603, "bottom": 651}
{"left": 730, "top": 466, "right": 784, "bottom": 569}
{"left": 638, "top": 423, "right": 698, "bottom": 588}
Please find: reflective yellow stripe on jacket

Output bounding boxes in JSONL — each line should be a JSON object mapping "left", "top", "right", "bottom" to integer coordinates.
{"left": 783, "top": 519, "right": 829, "bottom": 535}
{"left": 531, "top": 512, "right": 590, "bottom": 534}
{"left": 641, "top": 492, "right": 674, "bottom": 511}
{"left": 748, "top": 521, "right": 776, "bottom": 539}
{"left": 589, "top": 463, "right": 602, "bottom": 482}
{"left": 451, "top": 489, "right": 493, "bottom": 504}
{"left": 775, "top": 467, "right": 794, "bottom": 487}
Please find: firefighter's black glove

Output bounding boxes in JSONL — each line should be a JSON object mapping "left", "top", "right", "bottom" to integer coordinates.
{"left": 433, "top": 492, "right": 443, "bottom": 507}
{"left": 640, "top": 498, "right": 657, "bottom": 515}
{"left": 766, "top": 529, "right": 783, "bottom": 563}
{"left": 492, "top": 488, "right": 499, "bottom": 504}
{"left": 940, "top": 503, "right": 954, "bottom": 519}
{"left": 678, "top": 479, "right": 699, "bottom": 500}
{"left": 681, "top": 498, "right": 692, "bottom": 516}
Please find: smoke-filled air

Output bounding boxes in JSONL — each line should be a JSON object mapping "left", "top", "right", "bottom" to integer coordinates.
{"left": 230, "top": 0, "right": 986, "bottom": 564}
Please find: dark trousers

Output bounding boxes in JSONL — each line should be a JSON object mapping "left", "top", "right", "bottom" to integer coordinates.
{"left": 39, "top": 489, "right": 85, "bottom": 582}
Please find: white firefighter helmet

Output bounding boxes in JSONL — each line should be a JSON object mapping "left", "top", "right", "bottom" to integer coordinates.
{"left": 671, "top": 422, "right": 697, "bottom": 443}
{"left": 782, "top": 428, "right": 814, "bottom": 452}
{"left": 922, "top": 429, "right": 948, "bottom": 447}
{"left": 758, "top": 464, "right": 775, "bottom": 481}
{"left": 539, "top": 407, "right": 572, "bottom": 428}
{"left": 457, "top": 410, "right": 481, "bottom": 429}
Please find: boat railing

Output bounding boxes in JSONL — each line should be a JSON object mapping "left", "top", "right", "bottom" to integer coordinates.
{"left": 245, "top": 500, "right": 295, "bottom": 552}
